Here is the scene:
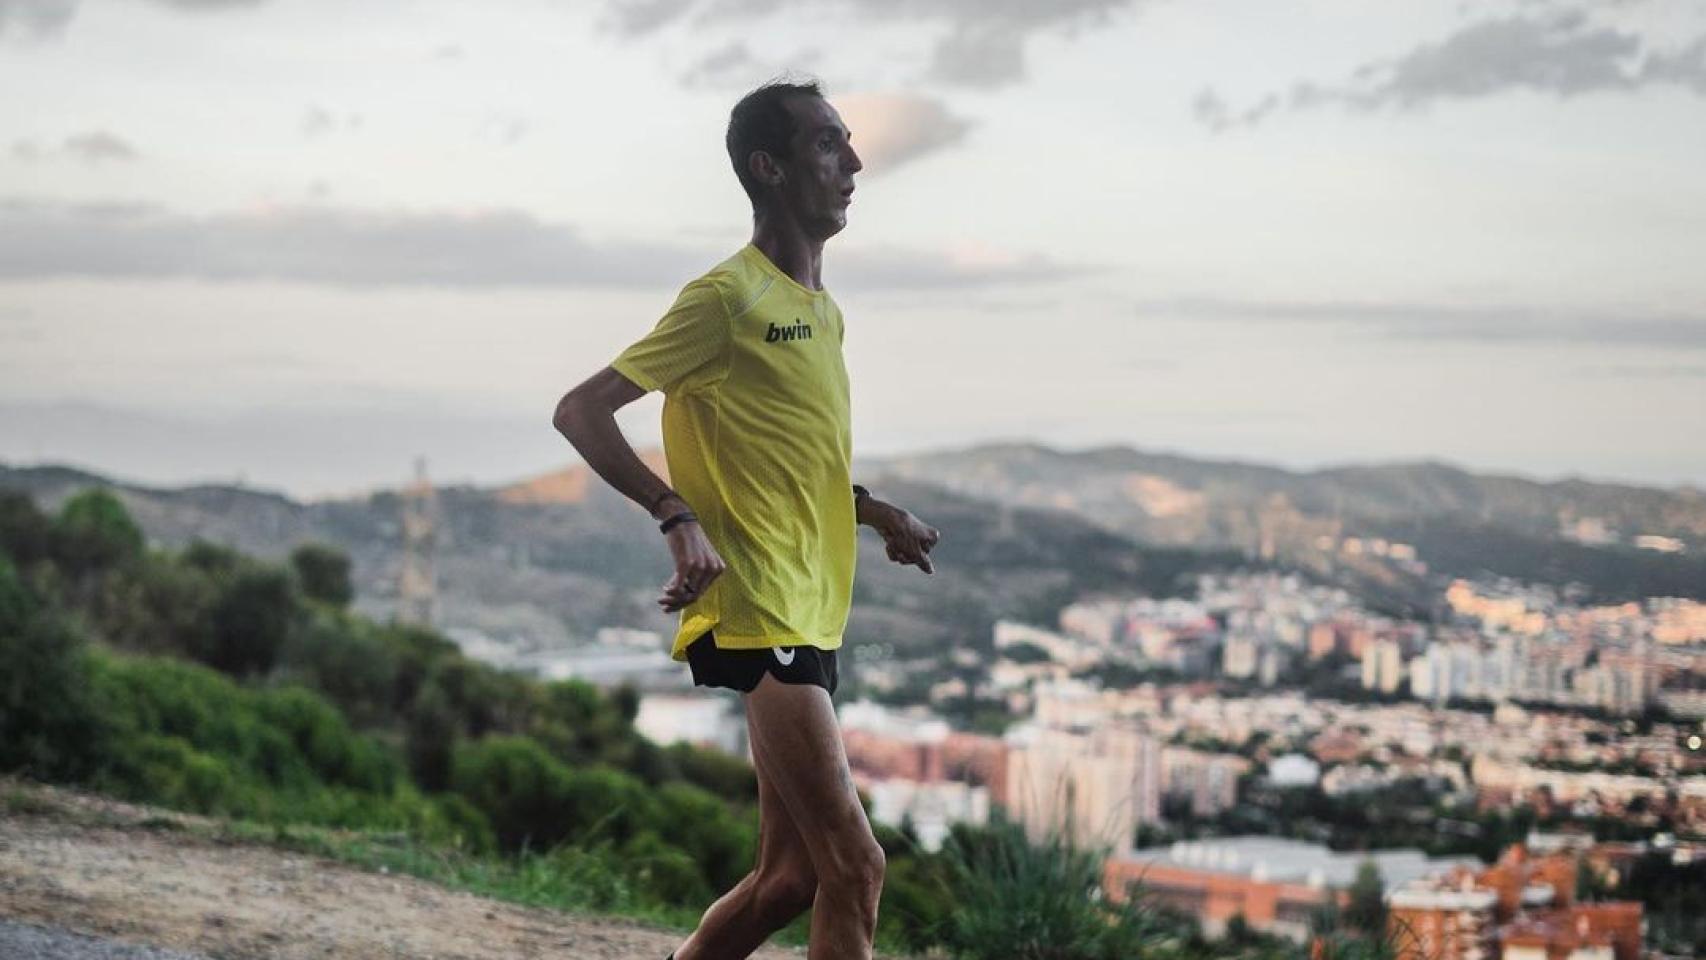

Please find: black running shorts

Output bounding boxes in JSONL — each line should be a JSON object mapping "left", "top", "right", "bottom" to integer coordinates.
{"left": 684, "top": 629, "right": 839, "bottom": 696}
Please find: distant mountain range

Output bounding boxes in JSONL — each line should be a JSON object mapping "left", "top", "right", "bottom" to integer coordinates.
{"left": 0, "top": 451, "right": 1234, "bottom": 661}
{"left": 863, "top": 443, "right": 1706, "bottom": 608}
{"left": 3, "top": 443, "right": 1702, "bottom": 665}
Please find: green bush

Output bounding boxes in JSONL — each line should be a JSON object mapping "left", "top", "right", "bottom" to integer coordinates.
{"left": 623, "top": 831, "right": 713, "bottom": 905}
{"left": 203, "top": 564, "right": 298, "bottom": 677}
{"left": 650, "top": 782, "right": 755, "bottom": 891}
{"left": 54, "top": 488, "right": 144, "bottom": 575}
{"left": 289, "top": 542, "right": 353, "bottom": 607}
{"left": 451, "top": 736, "right": 580, "bottom": 852}
{"left": 450, "top": 737, "right": 658, "bottom": 854}
{"left": 0, "top": 555, "right": 107, "bottom": 781}
{"left": 933, "top": 815, "right": 1184, "bottom": 960}
{"left": 0, "top": 491, "right": 54, "bottom": 568}
{"left": 405, "top": 679, "right": 459, "bottom": 791}
{"left": 280, "top": 610, "right": 396, "bottom": 727}
{"left": 93, "top": 553, "right": 219, "bottom": 658}
{"left": 663, "top": 741, "right": 759, "bottom": 803}
{"left": 87, "top": 653, "right": 418, "bottom": 832}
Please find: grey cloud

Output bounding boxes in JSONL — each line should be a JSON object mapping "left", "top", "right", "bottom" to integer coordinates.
{"left": 679, "top": 40, "right": 758, "bottom": 87}
{"left": 0, "top": 0, "right": 74, "bottom": 37}
{"left": 608, "top": 0, "right": 1139, "bottom": 88}
{"left": 1, "top": 0, "right": 259, "bottom": 39}
{"left": 1134, "top": 296, "right": 1706, "bottom": 349}
{"left": 1200, "top": 10, "right": 1706, "bottom": 131}
{"left": 62, "top": 130, "right": 138, "bottom": 162}
{"left": 928, "top": 22, "right": 1026, "bottom": 87}
{"left": 481, "top": 116, "right": 530, "bottom": 146}
{"left": 0, "top": 196, "right": 1077, "bottom": 291}
{"left": 301, "top": 106, "right": 362, "bottom": 138}
{"left": 10, "top": 132, "right": 138, "bottom": 163}
{"left": 676, "top": 41, "right": 825, "bottom": 89}
{"left": 606, "top": 0, "right": 693, "bottom": 35}
{"left": 0, "top": 197, "right": 704, "bottom": 288}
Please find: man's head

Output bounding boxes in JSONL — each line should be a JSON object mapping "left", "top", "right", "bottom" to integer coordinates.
{"left": 727, "top": 79, "right": 863, "bottom": 240}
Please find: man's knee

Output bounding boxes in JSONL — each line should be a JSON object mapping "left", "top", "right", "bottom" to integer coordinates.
{"left": 820, "top": 833, "right": 885, "bottom": 905}
{"left": 754, "top": 862, "right": 817, "bottom": 920}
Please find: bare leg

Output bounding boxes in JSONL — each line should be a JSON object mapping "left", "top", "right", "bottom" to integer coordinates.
{"left": 673, "top": 702, "right": 819, "bottom": 960}
{"left": 741, "top": 673, "right": 885, "bottom": 960}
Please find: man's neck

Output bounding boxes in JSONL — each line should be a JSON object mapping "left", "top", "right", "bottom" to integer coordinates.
{"left": 750, "top": 212, "right": 825, "bottom": 292}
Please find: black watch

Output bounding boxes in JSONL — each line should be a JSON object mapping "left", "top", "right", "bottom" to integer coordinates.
{"left": 659, "top": 510, "right": 698, "bottom": 535}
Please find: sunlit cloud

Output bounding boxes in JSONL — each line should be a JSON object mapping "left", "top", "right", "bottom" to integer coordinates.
{"left": 833, "top": 93, "right": 972, "bottom": 174}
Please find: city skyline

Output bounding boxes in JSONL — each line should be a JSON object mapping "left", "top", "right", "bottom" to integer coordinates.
{"left": 3, "top": 1, "right": 1705, "bottom": 499}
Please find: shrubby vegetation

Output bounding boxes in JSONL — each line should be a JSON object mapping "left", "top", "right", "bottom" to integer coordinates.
{"left": 1, "top": 486, "right": 1388, "bottom": 959}
{"left": 0, "top": 487, "right": 755, "bottom": 902}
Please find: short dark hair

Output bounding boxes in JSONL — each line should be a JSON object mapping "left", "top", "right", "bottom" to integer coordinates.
{"left": 726, "top": 78, "right": 824, "bottom": 207}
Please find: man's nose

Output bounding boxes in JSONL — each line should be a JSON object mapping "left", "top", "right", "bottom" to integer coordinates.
{"left": 845, "top": 145, "right": 863, "bottom": 174}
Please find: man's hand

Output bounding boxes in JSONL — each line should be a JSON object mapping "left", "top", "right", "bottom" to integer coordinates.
{"left": 872, "top": 504, "right": 941, "bottom": 575}
{"left": 658, "top": 520, "right": 727, "bottom": 613}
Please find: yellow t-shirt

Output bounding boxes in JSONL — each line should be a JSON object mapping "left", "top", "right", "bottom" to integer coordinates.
{"left": 610, "top": 243, "right": 855, "bottom": 661}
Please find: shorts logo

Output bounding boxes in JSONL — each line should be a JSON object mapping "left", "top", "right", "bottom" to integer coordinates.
{"left": 772, "top": 646, "right": 797, "bottom": 666}
{"left": 765, "top": 320, "right": 813, "bottom": 343}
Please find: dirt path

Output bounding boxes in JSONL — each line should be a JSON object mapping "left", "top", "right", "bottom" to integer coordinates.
{"left": 0, "top": 783, "right": 817, "bottom": 960}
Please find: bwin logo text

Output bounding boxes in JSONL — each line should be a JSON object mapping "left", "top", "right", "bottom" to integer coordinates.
{"left": 765, "top": 320, "right": 813, "bottom": 343}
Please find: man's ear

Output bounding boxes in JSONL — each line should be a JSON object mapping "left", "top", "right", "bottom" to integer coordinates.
{"left": 748, "top": 150, "right": 785, "bottom": 186}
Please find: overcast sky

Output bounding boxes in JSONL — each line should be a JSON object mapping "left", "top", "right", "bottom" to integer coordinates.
{"left": 2, "top": 0, "right": 1703, "bottom": 500}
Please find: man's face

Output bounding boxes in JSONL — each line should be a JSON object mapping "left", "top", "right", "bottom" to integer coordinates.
{"left": 775, "top": 95, "right": 863, "bottom": 240}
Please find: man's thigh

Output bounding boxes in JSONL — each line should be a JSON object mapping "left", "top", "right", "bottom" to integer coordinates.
{"left": 747, "top": 707, "right": 814, "bottom": 876}
{"left": 742, "top": 672, "right": 875, "bottom": 878}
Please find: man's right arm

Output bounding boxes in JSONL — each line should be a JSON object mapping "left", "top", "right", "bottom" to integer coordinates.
{"left": 552, "top": 366, "right": 726, "bottom": 614}
{"left": 550, "top": 365, "right": 688, "bottom": 522}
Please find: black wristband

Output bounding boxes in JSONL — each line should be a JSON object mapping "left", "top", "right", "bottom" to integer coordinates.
{"left": 659, "top": 510, "right": 697, "bottom": 535}
{"left": 852, "top": 483, "right": 871, "bottom": 502}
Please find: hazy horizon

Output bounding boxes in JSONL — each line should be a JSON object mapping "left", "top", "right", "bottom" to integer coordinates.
{"left": 3, "top": 419, "right": 1701, "bottom": 505}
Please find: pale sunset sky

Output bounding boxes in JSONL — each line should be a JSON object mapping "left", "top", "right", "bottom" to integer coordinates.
{"left": 2, "top": 0, "right": 1703, "bottom": 499}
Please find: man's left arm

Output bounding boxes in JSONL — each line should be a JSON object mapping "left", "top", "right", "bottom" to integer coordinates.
{"left": 854, "top": 485, "right": 941, "bottom": 575}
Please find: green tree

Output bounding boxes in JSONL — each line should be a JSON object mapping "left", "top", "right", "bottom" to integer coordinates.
{"left": 54, "top": 488, "right": 144, "bottom": 577}
{"left": 406, "top": 679, "right": 458, "bottom": 792}
{"left": 94, "top": 555, "right": 218, "bottom": 658}
{"left": 0, "top": 491, "right": 54, "bottom": 568}
{"left": 281, "top": 611, "right": 395, "bottom": 726}
{"left": 181, "top": 539, "right": 243, "bottom": 576}
{"left": 203, "top": 564, "right": 298, "bottom": 676}
{"left": 290, "top": 542, "right": 353, "bottom": 607}
{"left": 1345, "top": 860, "right": 1387, "bottom": 936}
{"left": 0, "top": 555, "right": 106, "bottom": 780}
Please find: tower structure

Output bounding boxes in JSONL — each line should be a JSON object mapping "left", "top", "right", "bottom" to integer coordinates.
{"left": 398, "top": 456, "right": 438, "bottom": 626}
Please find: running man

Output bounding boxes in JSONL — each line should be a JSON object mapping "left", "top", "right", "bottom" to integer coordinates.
{"left": 551, "top": 79, "right": 941, "bottom": 960}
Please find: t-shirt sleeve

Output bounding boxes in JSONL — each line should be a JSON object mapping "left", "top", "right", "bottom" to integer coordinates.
{"left": 610, "top": 276, "right": 729, "bottom": 395}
